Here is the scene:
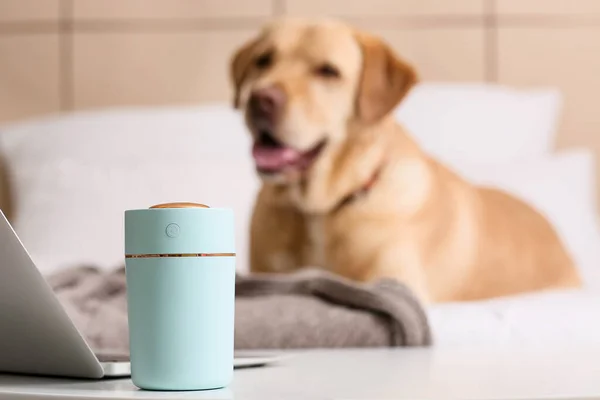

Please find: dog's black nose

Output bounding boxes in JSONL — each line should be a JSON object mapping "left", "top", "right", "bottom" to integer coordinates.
{"left": 248, "top": 85, "right": 286, "bottom": 124}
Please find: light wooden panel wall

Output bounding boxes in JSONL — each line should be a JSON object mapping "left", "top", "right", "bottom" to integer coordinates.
{"left": 1, "top": 0, "right": 600, "bottom": 207}
{"left": 495, "top": 0, "right": 600, "bottom": 176}
{"left": 0, "top": 0, "right": 490, "bottom": 121}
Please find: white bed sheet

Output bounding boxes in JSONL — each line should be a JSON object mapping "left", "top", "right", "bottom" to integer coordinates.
{"left": 428, "top": 289, "right": 600, "bottom": 348}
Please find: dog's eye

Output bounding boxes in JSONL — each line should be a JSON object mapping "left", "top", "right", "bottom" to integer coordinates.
{"left": 315, "top": 63, "right": 340, "bottom": 78}
{"left": 255, "top": 51, "right": 273, "bottom": 69}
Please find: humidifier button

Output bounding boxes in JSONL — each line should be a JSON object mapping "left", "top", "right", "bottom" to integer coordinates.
{"left": 165, "top": 223, "right": 180, "bottom": 238}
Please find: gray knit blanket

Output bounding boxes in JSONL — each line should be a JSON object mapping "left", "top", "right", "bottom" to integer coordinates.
{"left": 46, "top": 266, "right": 431, "bottom": 354}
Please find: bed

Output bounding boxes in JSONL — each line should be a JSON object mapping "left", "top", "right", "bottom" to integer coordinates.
{"left": 1, "top": 83, "right": 600, "bottom": 348}
{"left": 2, "top": 0, "right": 600, "bottom": 349}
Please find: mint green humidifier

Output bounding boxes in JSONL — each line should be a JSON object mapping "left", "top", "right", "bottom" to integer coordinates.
{"left": 124, "top": 202, "right": 235, "bottom": 391}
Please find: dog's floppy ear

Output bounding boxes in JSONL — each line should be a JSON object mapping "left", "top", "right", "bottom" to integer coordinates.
{"left": 230, "top": 37, "right": 260, "bottom": 108}
{"left": 354, "top": 33, "right": 418, "bottom": 123}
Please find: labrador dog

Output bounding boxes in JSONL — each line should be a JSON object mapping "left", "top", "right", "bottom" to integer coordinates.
{"left": 229, "top": 17, "right": 581, "bottom": 303}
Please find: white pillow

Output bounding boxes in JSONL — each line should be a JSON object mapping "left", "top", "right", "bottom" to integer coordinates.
{"left": 449, "top": 149, "right": 600, "bottom": 289}
{"left": 395, "top": 83, "right": 562, "bottom": 164}
{"left": 0, "top": 104, "right": 259, "bottom": 274}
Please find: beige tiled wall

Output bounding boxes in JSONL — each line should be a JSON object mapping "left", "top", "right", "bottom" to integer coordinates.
{"left": 284, "top": 0, "right": 485, "bottom": 17}
{"left": 0, "top": 34, "right": 60, "bottom": 121}
{"left": 496, "top": 0, "right": 600, "bottom": 16}
{"left": 1, "top": 0, "right": 600, "bottom": 209}
{"left": 72, "top": 30, "right": 258, "bottom": 109}
{"left": 72, "top": 0, "right": 273, "bottom": 20}
{"left": 0, "top": 0, "right": 60, "bottom": 22}
{"left": 367, "top": 27, "right": 486, "bottom": 81}
{"left": 0, "top": 0, "right": 489, "bottom": 122}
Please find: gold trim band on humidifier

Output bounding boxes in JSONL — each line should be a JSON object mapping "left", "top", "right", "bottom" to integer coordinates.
{"left": 149, "top": 202, "right": 210, "bottom": 209}
{"left": 125, "top": 253, "right": 235, "bottom": 259}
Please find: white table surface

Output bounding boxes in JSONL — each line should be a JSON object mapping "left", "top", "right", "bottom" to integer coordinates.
{"left": 0, "top": 347, "right": 599, "bottom": 400}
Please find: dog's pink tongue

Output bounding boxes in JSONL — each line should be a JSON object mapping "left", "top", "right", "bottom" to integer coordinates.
{"left": 252, "top": 143, "right": 301, "bottom": 170}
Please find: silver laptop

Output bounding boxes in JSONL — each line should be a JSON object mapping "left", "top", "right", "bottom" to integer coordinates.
{"left": 0, "top": 210, "right": 281, "bottom": 379}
